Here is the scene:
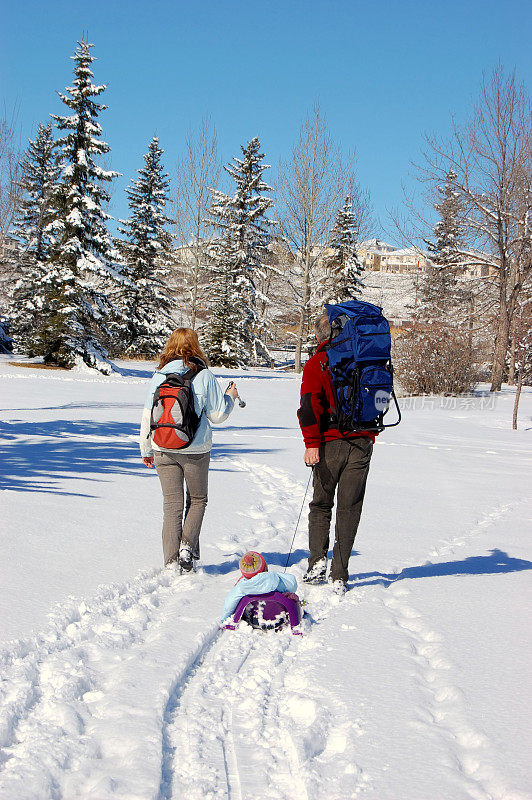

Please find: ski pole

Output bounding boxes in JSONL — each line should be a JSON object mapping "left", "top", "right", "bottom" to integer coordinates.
{"left": 284, "top": 469, "right": 313, "bottom": 571}
{"left": 226, "top": 382, "right": 246, "bottom": 408}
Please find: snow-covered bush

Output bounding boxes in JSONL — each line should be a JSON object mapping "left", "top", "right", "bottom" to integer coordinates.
{"left": 393, "top": 323, "right": 479, "bottom": 395}
{"left": 0, "top": 315, "right": 12, "bottom": 353}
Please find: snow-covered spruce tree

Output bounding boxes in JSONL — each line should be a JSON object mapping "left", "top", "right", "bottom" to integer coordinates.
{"left": 115, "top": 136, "right": 175, "bottom": 357}
{"left": 323, "top": 195, "right": 364, "bottom": 303}
{"left": 32, "top": 40, "right": 122, "bottom": 373}
{"left": 202, "top": 227, "right": 242, "bottom": 366}
{"left": 11, "top": 122, "right": 58, "bottom": 264}
{"left": 422, "top": 169, "right": 465, "bottom": 316}
{"left": 8, "top": 122, "right": 59, "bottom": 352}
{"left": 205, "top": 137, "right": 274, "bottom": 366}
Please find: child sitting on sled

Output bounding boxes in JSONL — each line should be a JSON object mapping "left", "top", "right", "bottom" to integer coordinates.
{"left": 221, "top": 551, "right": 298, "bottom": 627}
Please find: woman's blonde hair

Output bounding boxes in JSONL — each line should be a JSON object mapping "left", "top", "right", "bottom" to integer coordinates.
{"left": 157, "top": 328, "right": 209, "bottom": 371}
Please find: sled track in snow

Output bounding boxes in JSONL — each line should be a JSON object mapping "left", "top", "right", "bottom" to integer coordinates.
{"left": 0, "top": 567, "right": 183, "bottom": 748}
{"left": 158, "top": 628, "right": 227, "bottom": 800}
{"left": 158, "top": 623, "right": 343, "bottom": 800}
{"left": 0, "top": 566, "right": 205, "bottom": 799}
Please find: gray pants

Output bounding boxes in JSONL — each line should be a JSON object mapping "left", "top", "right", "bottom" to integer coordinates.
{"left": 154, "top": 450, "right": 210, "bottom": 566}
{"left": 308, "top": 437, "right": 373, "bottom": 583}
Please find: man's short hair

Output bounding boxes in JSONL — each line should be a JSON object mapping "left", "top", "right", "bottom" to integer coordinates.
{"left": 315, "top": 313, "right": 331, "bottom": 342}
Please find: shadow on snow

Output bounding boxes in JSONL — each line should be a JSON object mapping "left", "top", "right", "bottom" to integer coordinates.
{"left": 0, "top": 419, "right": 279, "bottom": 495}
{"left": 351, "top": 548, "right": 532, "bottom": 586}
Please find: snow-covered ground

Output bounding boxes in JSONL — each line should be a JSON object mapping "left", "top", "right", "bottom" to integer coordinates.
{"left": 1, "top": 356, "right": 531, "bottom": 800}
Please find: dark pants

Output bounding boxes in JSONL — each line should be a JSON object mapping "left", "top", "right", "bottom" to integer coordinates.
{"left": 308, "top": 437, "right": 373, "bottom": 583}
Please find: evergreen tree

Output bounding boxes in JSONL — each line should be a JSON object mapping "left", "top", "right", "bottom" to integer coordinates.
{"left": 0, "top": 315, "right": 12, "bottom": 354}
{"left": 323, "top": 195, "right": 364, "bottom": 303}
{"left": 8, "top": 122, "right": 59, "bottom": 351}
{"left": 11, "top": 122, "right": 58, "bottom": 263}
{"left": 205, "top": 137, "right": 273, "bottom": 365}
{"left": 422, "top": 170, "right": 464, "bottom": 314}
{"left": 32, "top": 40, "right": 121, "bottom": 373}
{"left": 116, "top": 136, "right": 175, "bottom": 356}
{"left": 202, "top": 227, "right": 242, "bottom": 366}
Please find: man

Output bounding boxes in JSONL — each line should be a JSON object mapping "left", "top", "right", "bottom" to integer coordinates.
{"left": 297, "top": 312, "right": 375, "bottom": 593}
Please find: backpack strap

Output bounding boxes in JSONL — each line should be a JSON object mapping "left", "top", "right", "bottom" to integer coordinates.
{"left": 182, "top": 365, "right": 203, "bottom": 382}
{"left": 188, "top": 356, "right": 207, "bottom": 376}
{"left": 178, "top": 358, "right": 206, "bottom": 383}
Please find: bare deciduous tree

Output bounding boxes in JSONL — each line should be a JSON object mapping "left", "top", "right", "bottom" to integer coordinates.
{"left": 0, "top": 107, "right": 22, "bottom": 255}
{"left": 417, "top": 66, "right": 532, "bottom": 391}
{"left": 276, "top": 105, "right": 356, "bottom": 371}
{"left": 174, "top": 118, "right": 220, "bottom": 329}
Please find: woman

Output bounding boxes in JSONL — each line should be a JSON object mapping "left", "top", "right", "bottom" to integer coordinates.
{"left": 140, "top": 328, "right": 237, "bottom": 569}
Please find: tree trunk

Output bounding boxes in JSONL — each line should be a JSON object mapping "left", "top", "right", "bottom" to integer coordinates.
{"left": 295, "top": 252, "right": 311, "bottom": 373}
{"left": 508, "top": 326, "right": 516, "bottom": 385}
{"left": 190, "top": 249, "right": 199, "bottom": 330}
{"left": 468, "top": 291, "right": 474, "bottom": 356}
{"left": 490, "top": 290, "right": 510, "bottom": 392}
{"left": 295, "top": 307, "right": 304, "bottom": 373}
{"left": 512, "top": 374, "right": 523, "bottom": 430}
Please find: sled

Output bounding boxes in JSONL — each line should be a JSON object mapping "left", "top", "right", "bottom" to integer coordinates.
{"left": 223, "top": 591, "right": 303, "bottom": 634}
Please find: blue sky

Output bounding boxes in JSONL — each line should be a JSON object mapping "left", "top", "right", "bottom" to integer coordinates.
{"left": 1, "top": 0, "right": 531, "bottom": 239}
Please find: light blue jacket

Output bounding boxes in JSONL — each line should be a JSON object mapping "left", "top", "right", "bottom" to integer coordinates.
{"left": 139, "top": 359, "right": 234, "bottom": 456}
{"left": 221, "top": 571, "right": 298, "bottom": 621}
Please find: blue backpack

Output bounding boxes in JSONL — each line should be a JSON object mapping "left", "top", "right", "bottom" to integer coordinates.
{"left": 325, "top": 300, "right": 401, "bottom": 433}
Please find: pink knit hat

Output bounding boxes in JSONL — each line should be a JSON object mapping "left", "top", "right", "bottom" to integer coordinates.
{"left": 239, "top": 551, "right": 267, "bottom": 579}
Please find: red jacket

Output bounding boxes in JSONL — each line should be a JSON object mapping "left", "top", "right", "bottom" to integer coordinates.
{"left": 297, "top": 342, "right": 376, "bottom": 448}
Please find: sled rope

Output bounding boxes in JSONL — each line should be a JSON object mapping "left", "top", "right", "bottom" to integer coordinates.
{"left": 284, "top": 470, "right": 313, "bottom": 571}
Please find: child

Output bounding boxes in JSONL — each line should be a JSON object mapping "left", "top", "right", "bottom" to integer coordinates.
{"left": 221, "top": 551, "right": 298, "bottom": 622}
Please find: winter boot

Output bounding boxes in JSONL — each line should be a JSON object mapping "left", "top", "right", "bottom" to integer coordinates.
{"left": 303, "top": 558, "right": 327, "bottom": 585}
{"left": 328, "top": 577, "right": 347, "bottom": 595}
{"left": 179, "top": 542, "right": 194, "bottom": 573}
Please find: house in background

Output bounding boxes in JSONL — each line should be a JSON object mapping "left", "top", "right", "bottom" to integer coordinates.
{"left": 358, "top": 239, "right": 429, "bottom": 274}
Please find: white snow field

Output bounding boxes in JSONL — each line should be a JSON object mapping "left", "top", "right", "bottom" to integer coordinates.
{"left": 1, "top": 355, "right": 531, "bottom": 800}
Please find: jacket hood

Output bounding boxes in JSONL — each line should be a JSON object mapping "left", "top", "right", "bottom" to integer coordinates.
{"left": 156, "top": 359, "right": 187, "bottom": 375}
{"left": 156, "top": 357, "right": 206, "bottom": 376}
